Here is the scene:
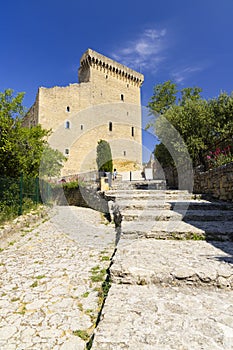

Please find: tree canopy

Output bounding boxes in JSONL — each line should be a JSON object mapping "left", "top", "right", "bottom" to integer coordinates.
{"left": 0, "top": 89, "right": 66, "bottom": 178}
{"left": 147, "top": 81, "right": 233, "bottom": 169}
{"left": 96, "top": 139, "right": 113, "bottom": 173}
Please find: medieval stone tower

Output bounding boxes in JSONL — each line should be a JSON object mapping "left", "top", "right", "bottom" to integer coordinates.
{"left": 23, "top": 49, "right": 144, "bottom": 176}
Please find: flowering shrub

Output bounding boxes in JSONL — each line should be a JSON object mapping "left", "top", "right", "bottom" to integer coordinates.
{"left": 207, "top": 145, "right": 233, "bottom": 168}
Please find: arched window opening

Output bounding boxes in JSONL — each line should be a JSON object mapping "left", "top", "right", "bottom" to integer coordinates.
{"left": 66, "top": 106, "right": 70, "bottom": 112}
{"left": 121, "top": 94, "right": 124, "bottom": 101}
{"left": 65, "top": 121, "right": 70, "bottom": 129}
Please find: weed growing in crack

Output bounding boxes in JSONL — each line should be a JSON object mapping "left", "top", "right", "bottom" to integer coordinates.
{"left": 90, "top": 266, "right": 106, "bottom": 283}
{"left": 30, "top": 281, "right": 38, "bottom": 288}
{"left": 73, "top": 329, "right": 89, "bottom": 341}
{"left": 35, "top": 275, "right": 46, "bottom": 280}
{"left": 81, "top": 291, "right": 90, "bottom": 298}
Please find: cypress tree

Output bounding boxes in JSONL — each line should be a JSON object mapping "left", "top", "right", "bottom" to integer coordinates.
{"left": 96, "top": 139, "right": 113, "bottom": 173}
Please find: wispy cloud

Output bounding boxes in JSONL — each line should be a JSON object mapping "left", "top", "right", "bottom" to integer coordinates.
{"left": 111, "top": 28, "right": 167, "bottom": 73}
{"left": 111, "top": 27, "right": 207, "bottom": 85}
{"left": 171, "top": 66, "right": 204, "bottom": 84}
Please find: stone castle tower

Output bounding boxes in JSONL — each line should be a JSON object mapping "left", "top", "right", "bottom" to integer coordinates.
{"left": 23, "top": 49, "right": 144, "bottom": 176}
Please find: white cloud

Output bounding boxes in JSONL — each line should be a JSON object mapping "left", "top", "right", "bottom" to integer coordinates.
{"left": 171, "top": 66, "right": 203, "bottom": 84}
{"left": 111, "top": 28, "right": 167, "bottom": 73}
{"left": 111, "top": 27, "right": 206, "bottom": 84}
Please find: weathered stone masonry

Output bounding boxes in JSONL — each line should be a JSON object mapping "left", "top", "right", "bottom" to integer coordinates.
{"left": 23, "top": 49, "right": 144, "bottom": 176}
{"left": 194, "top": 162, "right": 233, "bottom": 201}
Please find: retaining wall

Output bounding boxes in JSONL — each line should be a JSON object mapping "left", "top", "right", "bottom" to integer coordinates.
{"left": 194, "top": 162, "right": 233, "bottom": 201}
{"left": 51, "top": 185, "right": 109, "bottom": 213}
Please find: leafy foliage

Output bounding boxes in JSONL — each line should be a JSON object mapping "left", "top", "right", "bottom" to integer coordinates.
{"left": 0, "top": 175, "right": 40, "bottom": 224}
{"left": 96, "top": 139, "right": 113, "bottom": 173}
{"left": 39, "top": 145, "right": 66, "bottom": 178}
{"left": 154, "top": 143, "right": 173, "bottom": 168}
{"left": 148, "top": 82, "right": 233, "bottom": 169}
{"left": 0, "top": 89, "right": 66, "bottom": 177}
{"left": 147, "top": 80, "right": 178, "bottom": 116}
{"left": 0, "top": 89, "right": 67, "bottom": 222}
{"left": 206, "top": 146, "right": 233, "bottom": 168}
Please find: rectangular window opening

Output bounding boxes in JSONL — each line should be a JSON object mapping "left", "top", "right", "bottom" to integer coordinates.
{"left": 65, "top": 149, "right": 70, "bottom": 156}
{"left": 65, "top": 121, "right": 70, "bottom": 129}
{"left": 109, "top": 121, "right": 112, "bottom": 132}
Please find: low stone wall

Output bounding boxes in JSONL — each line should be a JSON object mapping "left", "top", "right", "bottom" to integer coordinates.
{"left": 51, "top": 186, "right": 89, "bottom": 207}
{"left": 194, "top": 162, "right": 233, "bottom": 201}
{"left": 51, "top": 185, "right": 110, "bottom": 213}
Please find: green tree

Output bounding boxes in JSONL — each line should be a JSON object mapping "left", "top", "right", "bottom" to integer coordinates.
{"left": 0, "top": 89, "right": 66, "bottom": 177}
{"left": 208, "top": 92, "right": 233, "bottom": 147}
{"left": 39, "top": 145, "right": 67, "bottom": 178}
{"left": 154, "top": 143, "right": 173, "bottom": 168}
{"left": 148, "top": 82, "right": 233, "bottom": 168}
{"left": 157, "top": 99, "right": 212, "bottom": 166}
{"left": 147, "top": 80, "right": 178, "bottom": 119}
{"left": 178, "top": 87, "right": 202, "bottom": 106}
{"left": 96, "top": 139, "right": 113, "bottom": 173}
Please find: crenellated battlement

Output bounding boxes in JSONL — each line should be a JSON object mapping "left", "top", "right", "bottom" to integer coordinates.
{"left": 24, "top": 48, "right": 144, "bottom": 175}
{"left": 78, "top": 48, "right": 144, "bottom": 87}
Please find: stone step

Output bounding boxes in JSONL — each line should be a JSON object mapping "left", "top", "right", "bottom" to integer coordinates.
{"left": 169, "top": 201, "right": 233, "bottom": 211}
{"left": 117, "top": 199, "right": 233, "bottom": 212}
{"left": 110, "top": 180, "right": 167, "bottom": 191}
{"left": 106, "top": 189, "right": 194, "bottom": 201}
{"left": 107, "top": 189, "right": 190, "bottom": 195}
{"left": 121, "top": 220, "right": 233, "bottom": 241}
{"left": 92, "top": 283, "right": 233, "bottom": 350}
{"left": 117, "top": 199, "right": 172, "bottom": 210}
{"left": 110, "top": 240, "right": 233, "bottom": 288}
{"left": 121, "top": 209, "right": 233, "bottom": 222}
{"left": 122, "top": 209, "right": 182, "bottom": 221}
{"left": 115, "top": 198, "right": 233, "bottom": 211}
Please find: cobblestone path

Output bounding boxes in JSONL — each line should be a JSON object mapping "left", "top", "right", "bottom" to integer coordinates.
{"left": 92, "top": 190, "right": 233, "bottom": 350}
{"left": 0, "top": 206, "right": 116, "bottom": 349}
{"left": 1, "top": 191, "right": 233, "bottom": 350}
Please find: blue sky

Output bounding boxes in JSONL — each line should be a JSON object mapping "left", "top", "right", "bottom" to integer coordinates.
{"left": 1, "top": 0, "right": 233, "bottom": 161}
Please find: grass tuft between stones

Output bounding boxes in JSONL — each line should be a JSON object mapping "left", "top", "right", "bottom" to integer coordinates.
{"left": 90, "top": 265, "right": 107, "bottom": 283}
{"left": 73, "top": 329, "right": 90, "bottom": 341}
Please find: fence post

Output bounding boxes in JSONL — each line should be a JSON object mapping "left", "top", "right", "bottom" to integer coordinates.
{"left": 35, "top": 177, "right": 40, "bottom": 203}
{"left": 18, "top": 173, "right": 23, "bottom": 215}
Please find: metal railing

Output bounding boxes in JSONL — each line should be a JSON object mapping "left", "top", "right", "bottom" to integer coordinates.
{"left": 0, "top": 174, "right": 41, "bottom": 223}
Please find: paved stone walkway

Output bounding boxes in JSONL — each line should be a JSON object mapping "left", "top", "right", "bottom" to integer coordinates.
{"left": 1, "top": 196, "right": 233, "bottom": 349}
{"left": 92, "top": 284, "right": 233, "bottom": 350}
{"left": 0, "top": 206, "right": 116, "bottom": 350}
{"left": 92, "top": 239, "right": 233, "bottom": 350}
{"left": 91, "top": 189, "right": 233, "bottom": 350}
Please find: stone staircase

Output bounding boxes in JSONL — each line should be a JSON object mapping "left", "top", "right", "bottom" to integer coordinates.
{"left": 91, "top": 188, "right": 233, "bottom": 349}
{"left": 110, "top": 179, "right": 166, "bottom": 191}
{"left": 107, "top": 189, "right": 233, "bottom": 241}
